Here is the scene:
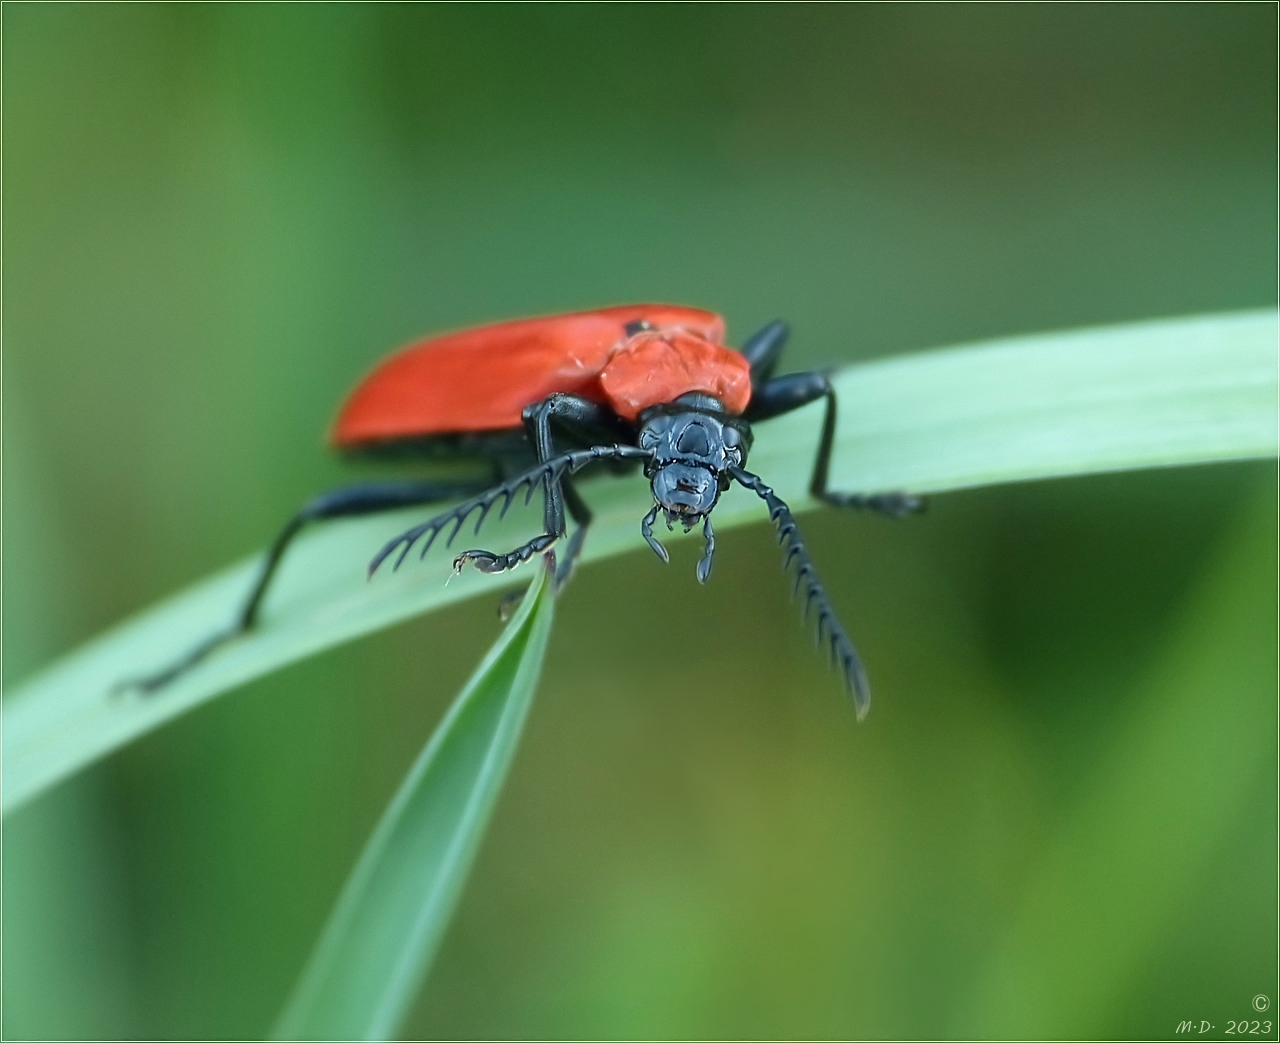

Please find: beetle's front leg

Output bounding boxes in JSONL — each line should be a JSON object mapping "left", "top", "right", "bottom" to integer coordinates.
{"left": 451, "top": 465, "right": 567, "bottom": 575}
{"left": 453, "top": 533, "right": 560, "bottom": 575}
{"left": 452, "top": 394, "right": 616, "bottom": 578}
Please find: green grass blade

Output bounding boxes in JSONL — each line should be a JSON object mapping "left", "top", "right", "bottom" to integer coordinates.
{"left": 5, "top": 309, "right": 1276, "bottom": 813}
{"left": 272, "top": 557, "right": 554, "bottom": 1042}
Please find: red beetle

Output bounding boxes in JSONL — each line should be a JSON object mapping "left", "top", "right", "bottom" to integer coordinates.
{"left": 132, "top": 305, "right": 919, "bottom": 715}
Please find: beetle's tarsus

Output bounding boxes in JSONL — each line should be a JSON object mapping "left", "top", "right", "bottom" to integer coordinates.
{"left": 114, "top": 624, "right": 243, "bottom": 697}
{"left": 453, "top": 532, "right": 557, "bottom": 576}
{"left": 821, "top": 490, "right": 925, "bottom": 519}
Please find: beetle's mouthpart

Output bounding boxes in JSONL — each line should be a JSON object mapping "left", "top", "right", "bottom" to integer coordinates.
{"left": 641, "top": 502, "right": 714, "bottom": 582}
{"left": 640, "top": 504, "right": 669, "bottom": 564}
{"left": 650, "top": 462, "right": 719, "bottom": 518}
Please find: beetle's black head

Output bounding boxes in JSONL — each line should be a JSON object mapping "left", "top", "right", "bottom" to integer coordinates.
{"left": 637, "top": 395, "right": 751, "bottom": 530}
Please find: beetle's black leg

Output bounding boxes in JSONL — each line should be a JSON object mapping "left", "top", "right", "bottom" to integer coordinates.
{"left": 372, "top": 444, "right": 651, "bottom": 579}
{"left": 452, "top": 394, "right": 623, "bottom": 577}
{"left": 496, "top": 475, "right": 594, "bottom": 617}
{"left": 696, "top": 514, "right": 715, "bottom": 584}
{"left": 119, "top": 478, "right": 490, "bottom": 694}
{"left": 740, "top": 320, "right": 790, "bottom": 386}
{"left": 748, "top": 371, "right": 924, "bottom": 518}
{"left": 728, "top": 465, "right": 871, "bottom": 718}
{"left": 640, "top": 504, "right": 668, "bottom": 563}
{"left": 553, "top": 477, "right": 593, "bottom": 589}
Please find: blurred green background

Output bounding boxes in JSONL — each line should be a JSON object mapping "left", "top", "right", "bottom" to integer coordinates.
{"left": 4, "top": 5, "right": 1276, "bottom": 1039}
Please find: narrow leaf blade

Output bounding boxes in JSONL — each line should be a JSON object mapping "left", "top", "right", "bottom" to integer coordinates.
{"left": 272, "top": 558, "right": 554, "bottom": 1042}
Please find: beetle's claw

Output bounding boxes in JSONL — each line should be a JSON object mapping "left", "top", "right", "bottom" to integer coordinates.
{"left": 454, "top": 549, "right": 500, "bottom": 574}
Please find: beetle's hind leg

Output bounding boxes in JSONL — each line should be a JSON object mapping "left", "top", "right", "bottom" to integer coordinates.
{"left": 550, "top": 478, "right": 593, "bottom": 589}
{"left": 456, "top": 393, "right": 618, "bottom": 586}
{"left": 117, "top": 478, "right": 488, "bottom": 695}
{"left": 451, "top": 537, "right": 559, "bottom": 576}
{"left": 454, "top": 473, "right": 594, "bottom": 586}
{"left": 450, "top": 459, "right": 570, "bottom": 577}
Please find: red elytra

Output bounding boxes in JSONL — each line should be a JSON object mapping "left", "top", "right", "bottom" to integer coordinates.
{"left": 331, "top": 304, "right": 752, "bottom": 445}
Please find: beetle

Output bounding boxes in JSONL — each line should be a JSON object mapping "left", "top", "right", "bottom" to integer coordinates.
{"left": 128, "top": 305, "right": 920, "bottom": 715}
